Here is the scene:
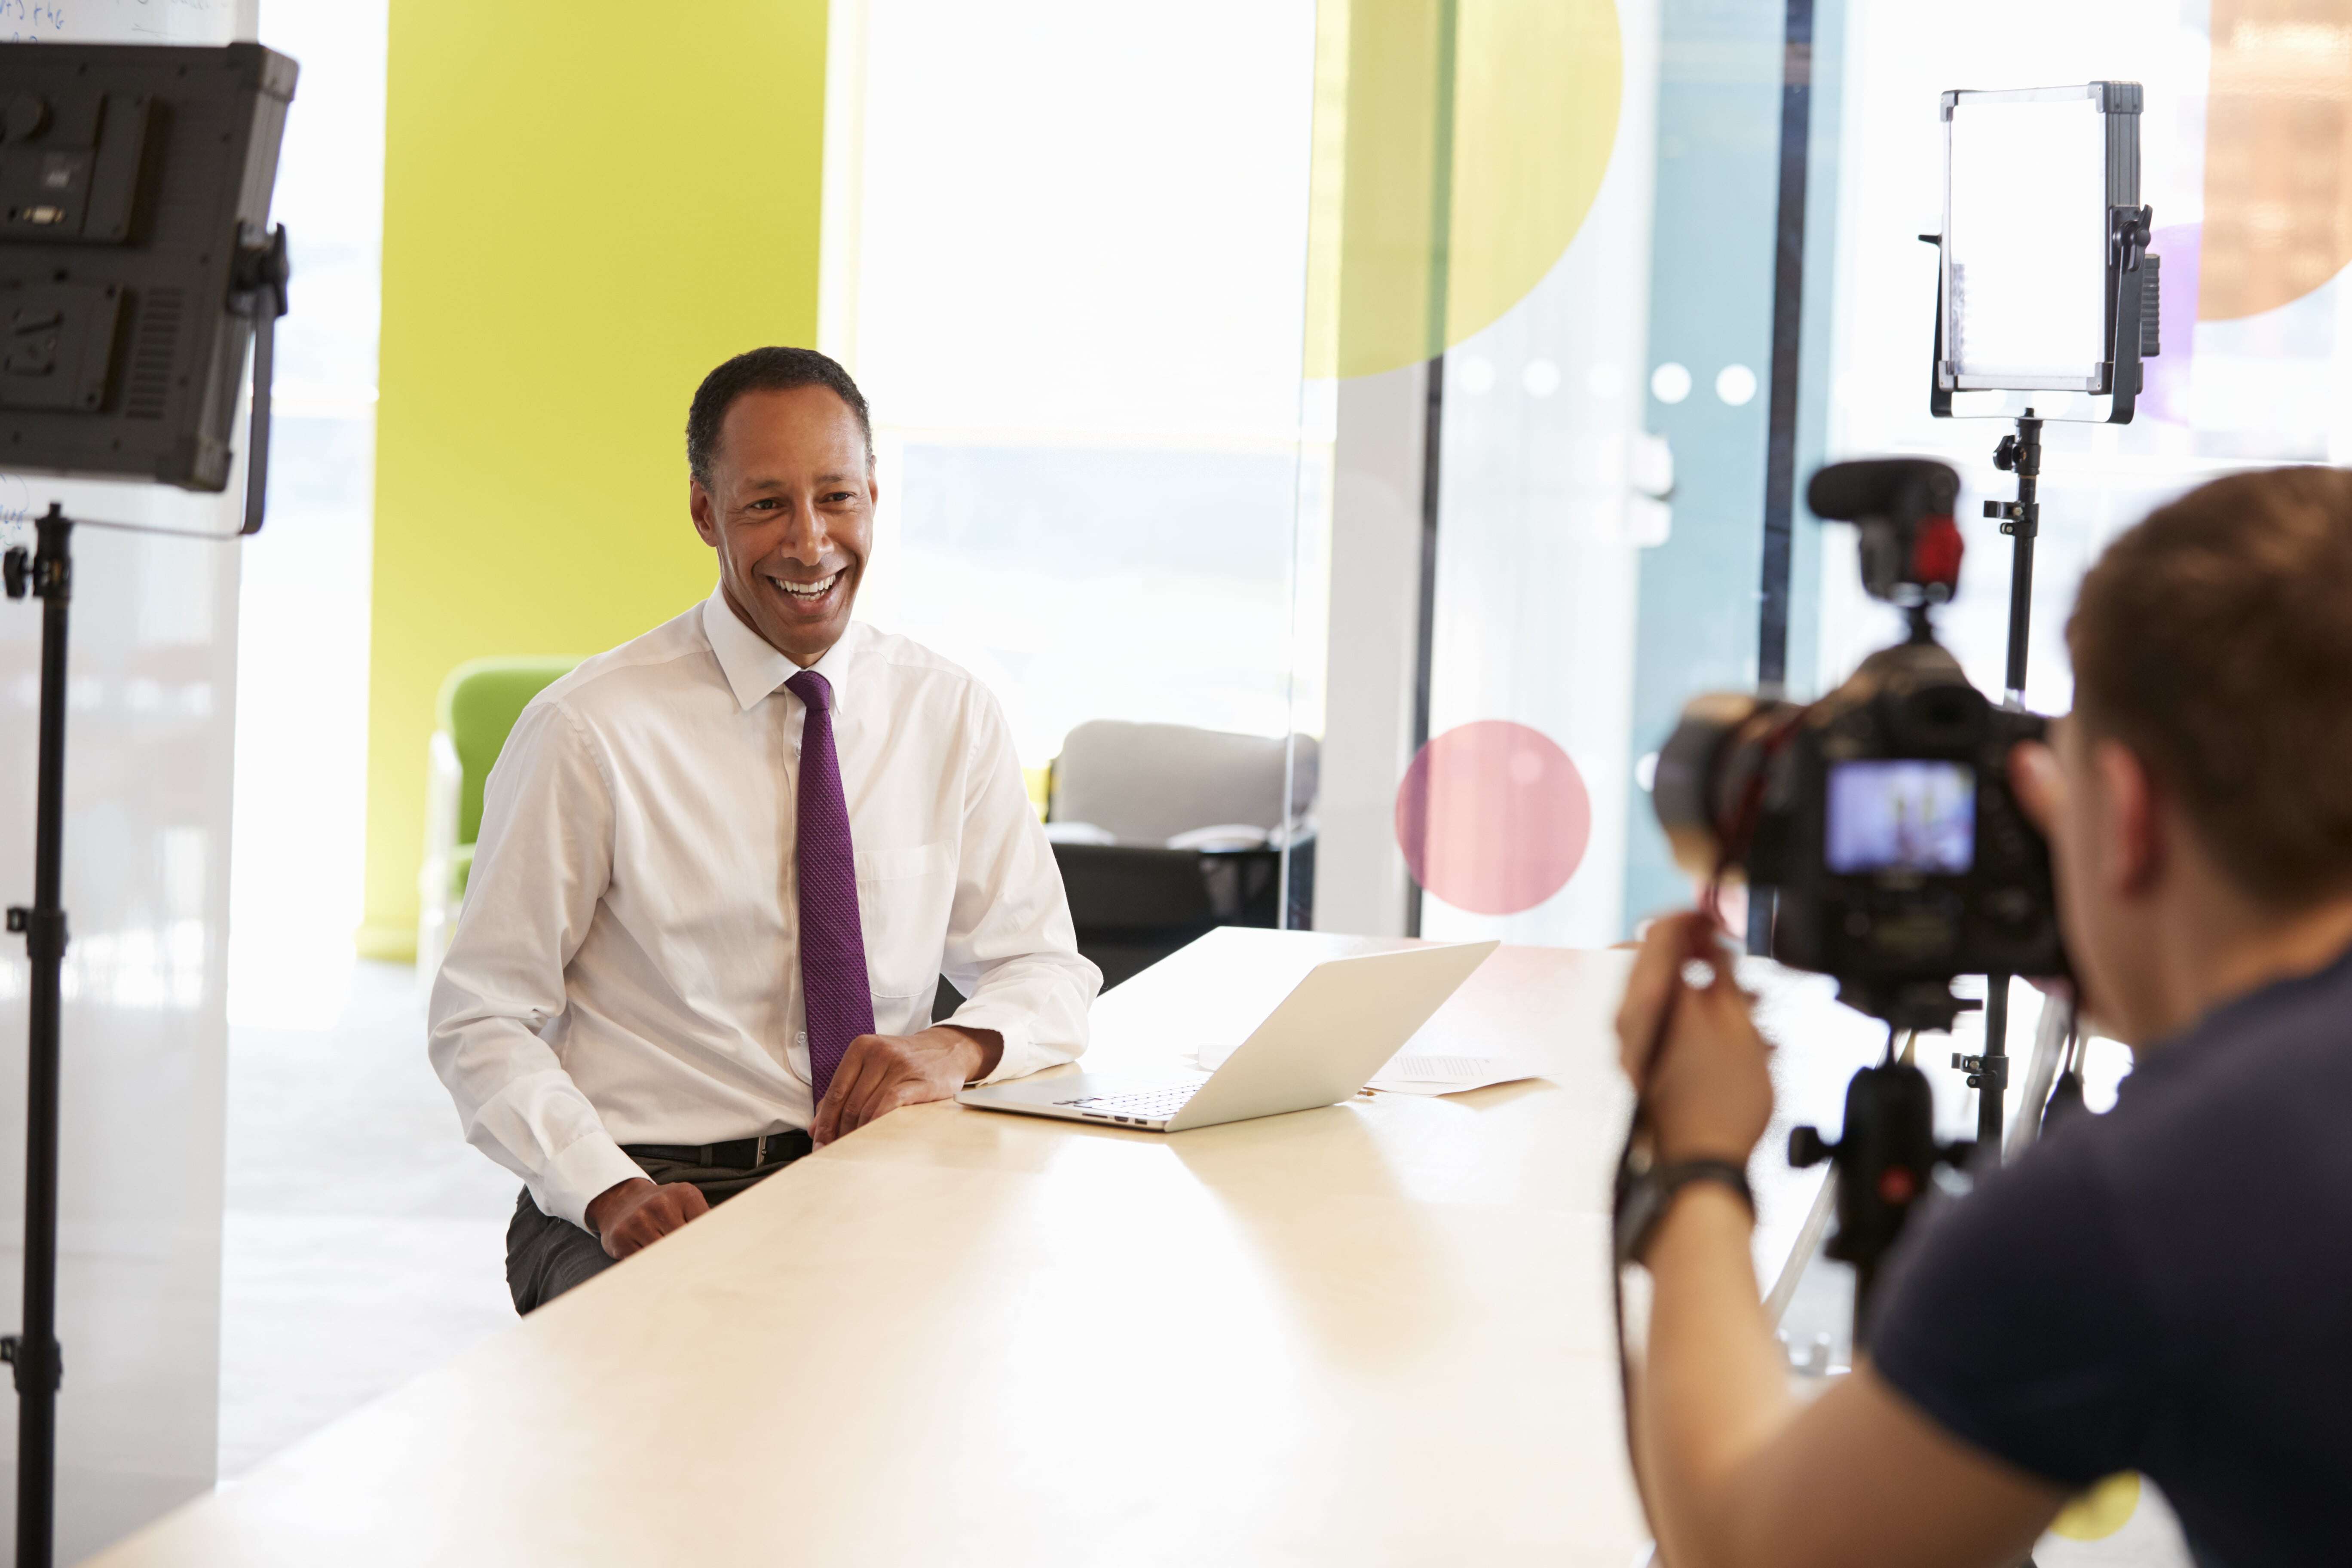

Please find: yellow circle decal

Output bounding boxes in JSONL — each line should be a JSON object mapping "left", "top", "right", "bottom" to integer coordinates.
{"left": 2049, "top": 1471, "right": 2141, "bottom": 1541}
{"left": 1307, "top": 0, "right": 1625, "bottom": 380}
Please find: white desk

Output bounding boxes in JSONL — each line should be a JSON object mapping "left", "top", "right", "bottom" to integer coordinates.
{"left": 94, "top": 928, "right": 1649, "bottom": 1566}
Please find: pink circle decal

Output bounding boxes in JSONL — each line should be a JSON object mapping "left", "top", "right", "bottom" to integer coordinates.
{"left": 1395, "top": 721, "right": 1591, "bottom": 915}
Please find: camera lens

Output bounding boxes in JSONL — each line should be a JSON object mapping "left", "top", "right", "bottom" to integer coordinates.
{"left": 1653, "top": 693, "right": 1800, "bottom": 879}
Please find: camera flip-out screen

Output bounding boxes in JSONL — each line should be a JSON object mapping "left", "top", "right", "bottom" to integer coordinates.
{"left": 1939, "top": 82, "right": 2146, "bottom": 400}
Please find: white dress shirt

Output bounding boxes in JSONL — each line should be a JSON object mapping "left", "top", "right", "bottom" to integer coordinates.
{"left": 429, "top": 592, "right": 1100, "bottom": 1227}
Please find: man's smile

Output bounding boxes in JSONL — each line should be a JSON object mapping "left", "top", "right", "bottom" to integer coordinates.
{"left": 769, "top": 568, "right": 844, "bottom": 605}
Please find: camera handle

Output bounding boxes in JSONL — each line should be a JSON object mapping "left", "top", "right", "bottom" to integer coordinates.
{"left": 1786, "top": 1030, "right": 1976, "bottom": 1353}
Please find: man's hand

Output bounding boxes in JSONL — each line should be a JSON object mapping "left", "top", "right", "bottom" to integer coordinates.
{"left": 2009, "top": 735, "right": 2117, "bottom": 1040}
{"left": 1616, "top": 910, "right": 1774, "bottom": 1162}
{"left": 811, "top": 1024, "right": 1003, "bottom": 1147}
{"left": 585, "top": 1177, "right": 710, "bottom": 1260}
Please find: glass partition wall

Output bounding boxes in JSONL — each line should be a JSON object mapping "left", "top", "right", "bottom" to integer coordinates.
{"left": 1283, "top": 0, "right": 1827, "bottom": 957}
{"left": 828, "top": 0, "right": 1674, "bottom": 968}
{"left": 824, "top": 0, "right": 1788, "bottom": 965}
{"left": 823, "top": 0, "right": 1323, "bottom": 985}
{"left": 830, "top": 0, "right": 2352, "bottom": 984}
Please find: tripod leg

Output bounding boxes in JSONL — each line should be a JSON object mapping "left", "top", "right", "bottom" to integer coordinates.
{"left": 1764, "top": 1165, "right": 1837, "bottom": 1329}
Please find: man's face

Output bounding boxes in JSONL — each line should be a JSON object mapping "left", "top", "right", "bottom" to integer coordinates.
{"left": 689, "top": 385, "right": 876, "bottom": 667}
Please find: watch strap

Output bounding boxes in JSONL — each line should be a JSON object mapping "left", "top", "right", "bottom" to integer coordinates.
{"left": 1624, "top": 1158, "right": 1755, "bottom": 1266}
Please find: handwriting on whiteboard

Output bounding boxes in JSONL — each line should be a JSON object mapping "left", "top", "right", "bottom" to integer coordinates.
{"left": 0, "top": 0, "right": 237, "bottom": 46}
{"left": 0, "top": 0, "right": 239, "bottom": 538}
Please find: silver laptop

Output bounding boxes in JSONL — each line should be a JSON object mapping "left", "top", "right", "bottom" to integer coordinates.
{"left": 957, "top": 940, "right": 1499, "bottom": 1132}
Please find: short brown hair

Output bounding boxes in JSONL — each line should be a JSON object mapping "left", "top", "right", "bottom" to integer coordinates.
{"left": 686, "top": 346, "right": 872, "bottom": 486}
{"left": 2069, "top": 466, "right": 2352, "bottom": 906}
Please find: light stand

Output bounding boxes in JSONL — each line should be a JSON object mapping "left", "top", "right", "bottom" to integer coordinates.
{"left": 1, "top": 224, "right": 287, "bottom": 1568}
{"left": 1924, "top": 102, "right": 2159, "bottom": 1154}
{"left": 1951, "top": 409, "right": 2042, "bottom": 1146}
{"left": 1782, "top": 159, "right": 2162, "bottom": 1366}
{"left": 0, "top": 508, "right": 68, "bottom": 1565}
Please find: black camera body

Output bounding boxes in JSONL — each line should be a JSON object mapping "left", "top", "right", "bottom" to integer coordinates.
{"left": 1651, "top": 458, "right": 2067, "bottom": 1031}
{"left": 1749, "top": 642, "right": 2059, "bottom": 1026}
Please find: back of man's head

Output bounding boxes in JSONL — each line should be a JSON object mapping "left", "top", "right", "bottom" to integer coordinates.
{"left": 2070, "top": 466, "right": 2352, "bottom": 909}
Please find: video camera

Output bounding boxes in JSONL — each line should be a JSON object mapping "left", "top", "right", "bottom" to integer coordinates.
{"left": 1650, "top": 457, "right": 2066, "bottom": 1034}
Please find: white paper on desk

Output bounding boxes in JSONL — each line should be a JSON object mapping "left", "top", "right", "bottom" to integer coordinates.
{"left": 1364, "top": 1051, "right": 1539, "bottom": 1096}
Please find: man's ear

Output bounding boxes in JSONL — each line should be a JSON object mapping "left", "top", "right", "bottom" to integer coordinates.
{"left": 2009, "top": 739, "right": 2063, "bottom": 838}
{"left": 2093, "top": 738, "right": 2165, "bottom": 897}
{"left": 689, "top": 480, "right": 720, "bottom": 547}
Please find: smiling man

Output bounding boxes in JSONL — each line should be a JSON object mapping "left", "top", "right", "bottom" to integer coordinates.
{"left": 429, "top": 346, "right": 1100, "bottom": 1313}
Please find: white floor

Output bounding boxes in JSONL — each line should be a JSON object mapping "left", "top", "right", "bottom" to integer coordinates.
{"left": 217, "top": 959, "right": 516, "bottom": 1479}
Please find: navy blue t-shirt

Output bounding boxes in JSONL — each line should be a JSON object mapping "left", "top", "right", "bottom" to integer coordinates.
{"left": 1871, "top": 947, "right": 2352, "bottom": 1566}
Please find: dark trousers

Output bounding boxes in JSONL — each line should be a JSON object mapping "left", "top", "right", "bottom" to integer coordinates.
{"left": 505, "top": 1139, "right": 812, "bottom": 1314}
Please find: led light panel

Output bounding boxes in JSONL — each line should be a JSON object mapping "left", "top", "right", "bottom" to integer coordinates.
{"left": 1941, "top": 84, "right": 2137, "bottom": 395}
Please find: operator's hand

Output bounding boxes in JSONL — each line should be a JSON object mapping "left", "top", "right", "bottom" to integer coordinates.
{"left": 585, "top": 1176, "right": 710, "bottom": 1260}
{"left": 1616, "top": 910, "right": 1774, "bottom": 1162}
{"left": 2009, "top": 735, "right": 2114, "bottom": 1036}
{"left": 812, "top": 1024, "right": 1003, "bottom": 1147}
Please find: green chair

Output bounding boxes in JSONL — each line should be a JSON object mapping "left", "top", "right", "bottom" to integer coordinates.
{"left": 416, "top": 657, "right": 580, "bottom": 986}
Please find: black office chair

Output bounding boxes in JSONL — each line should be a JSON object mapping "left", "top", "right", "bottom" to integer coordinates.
{"left": 1043, "top": 721, "right": 1317, "bottom": 989}
{"left": 930, "top": 836, "right": 1309, "bottom": 1015}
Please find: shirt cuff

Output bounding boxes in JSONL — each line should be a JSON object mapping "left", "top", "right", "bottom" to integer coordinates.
{"left": 944, "top": 1004, "right": 1063, "bottom": 1084}
{"left": 535, "top": 1130, "right": 649, "bottom": 1231}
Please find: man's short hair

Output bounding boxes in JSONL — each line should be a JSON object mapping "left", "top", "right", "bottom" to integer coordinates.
{"left": 686, "top": 346, "right": 872, "bottom": 486}
{"left": 2069, "top": 465, "right": 2352, "bottom": 906}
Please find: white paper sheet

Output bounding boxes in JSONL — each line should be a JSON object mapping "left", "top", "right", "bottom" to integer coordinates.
{"left": 1364, "top": 1052, "right": 1541, "bottom": 1096}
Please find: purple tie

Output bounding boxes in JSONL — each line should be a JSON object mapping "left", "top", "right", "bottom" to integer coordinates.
{"left": 786, "top": 669, "right": 874, "bottom": 1106}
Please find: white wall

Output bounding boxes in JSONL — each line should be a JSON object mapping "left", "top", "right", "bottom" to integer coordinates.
{"left": 228, "top": 0, "right": 383, "bottom": 1032}
{"left": 0, "top": 0, "right": 256, "bottom": 1557}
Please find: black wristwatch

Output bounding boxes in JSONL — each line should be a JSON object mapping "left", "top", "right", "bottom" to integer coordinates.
{"left": 1613, "top": 1157, "right": 1755, "bottom": 1268}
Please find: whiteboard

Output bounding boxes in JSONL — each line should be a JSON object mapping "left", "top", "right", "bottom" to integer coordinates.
{"left": 1, "top": 0, "right": 239, "bottom": 46}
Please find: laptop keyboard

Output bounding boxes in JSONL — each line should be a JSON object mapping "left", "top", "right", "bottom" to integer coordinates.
{"left": 1057, "top": 1084, "right": 1200, "bottom": 1121}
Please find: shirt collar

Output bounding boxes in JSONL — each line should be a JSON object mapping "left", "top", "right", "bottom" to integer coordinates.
{"left": 701, "top": 589, "right": 859, "bottom": 714}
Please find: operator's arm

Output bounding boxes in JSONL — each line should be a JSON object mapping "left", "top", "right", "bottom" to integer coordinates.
{"left": 427, "top": 700, "right": 645, "bottom": 1229}
{"left": 931, "top": 681, "right": 1101, "bottom": 1081}
{"left": 1619, "top": 915, "right": 2065, "bottom": 1568}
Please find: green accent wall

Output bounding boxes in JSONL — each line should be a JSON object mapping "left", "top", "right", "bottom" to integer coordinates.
{"left": 360, "top": 0, "right": 830, "bottom": 959}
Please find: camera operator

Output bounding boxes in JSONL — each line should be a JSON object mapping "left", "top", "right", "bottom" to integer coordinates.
{"left": 1617, "top": 466, "right": 2352, "bottom": 1567}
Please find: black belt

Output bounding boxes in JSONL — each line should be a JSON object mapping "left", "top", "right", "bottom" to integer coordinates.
{"left": 622, "top": 1130, "right": 813, "bottom": 1172}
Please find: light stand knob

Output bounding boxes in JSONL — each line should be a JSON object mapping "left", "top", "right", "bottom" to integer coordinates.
{"left": 3, "top": 546, "right": 26, "bottom": 600}
{"left": 1787, "top": 1124, "right": 1832, "bottom": 1169}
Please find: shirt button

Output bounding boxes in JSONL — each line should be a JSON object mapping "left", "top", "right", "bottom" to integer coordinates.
{"left": 796, "top": 1031, "right": 808, "bottom": 1045}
